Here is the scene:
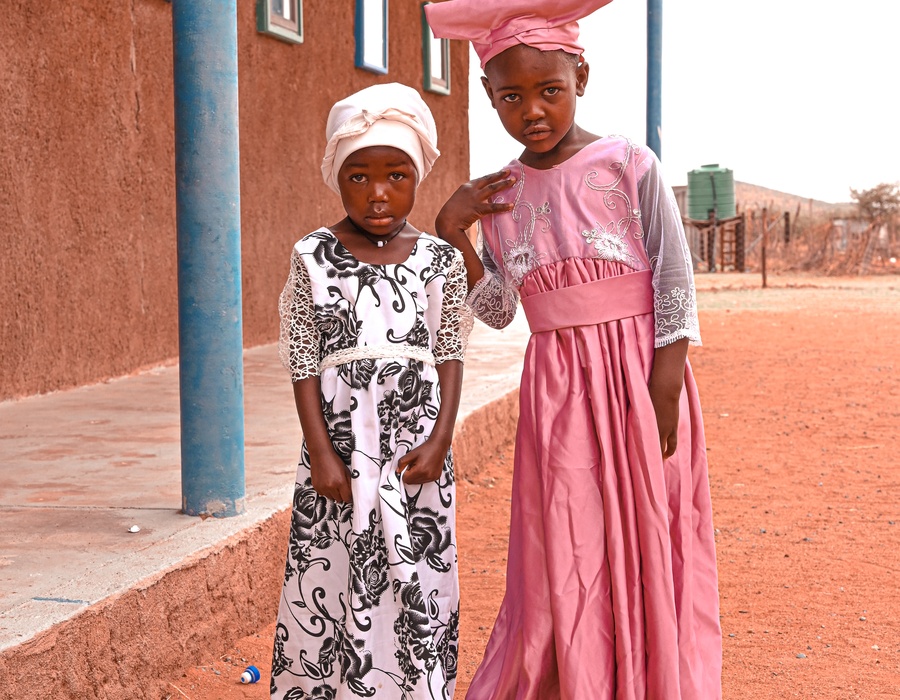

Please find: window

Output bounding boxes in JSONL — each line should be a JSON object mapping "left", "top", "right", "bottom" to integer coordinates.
{"left": 355, "top": 0, "right": 388, "bottom": 74}
{"left": 421, "top": 3, "right": 450, "bottom": 94}
{"left": 257, "top": 0, "right": 303, "bottom": 45}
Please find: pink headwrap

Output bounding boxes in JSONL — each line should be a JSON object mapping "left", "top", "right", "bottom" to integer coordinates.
{"left": 425, "top": 0, "right": 614, "bottom": 69}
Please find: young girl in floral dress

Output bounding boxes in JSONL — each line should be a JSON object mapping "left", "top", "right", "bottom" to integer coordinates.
{"left": 272, "top": 83, "right": 472, "bottom": 700}
{"left": 425, "top": 1, "right": 722, "bottom": 698}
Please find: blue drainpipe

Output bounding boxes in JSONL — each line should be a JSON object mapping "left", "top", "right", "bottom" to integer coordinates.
{"left": 172, "top": 0, "right": 245, "bottom": 517}
{"left": 647, "top": 0, "right": 663, "bottom": 159}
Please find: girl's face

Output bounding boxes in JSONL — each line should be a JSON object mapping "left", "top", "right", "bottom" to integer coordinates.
{"left": 482, "top": 45, "right": 589, "bottom": 164}
{"left": 337, "top": 146, "right": 418, "bottom": 236}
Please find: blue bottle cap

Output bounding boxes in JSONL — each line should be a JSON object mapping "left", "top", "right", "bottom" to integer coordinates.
{"left": 240, "top": 665, "right": 261, "bottom": 684}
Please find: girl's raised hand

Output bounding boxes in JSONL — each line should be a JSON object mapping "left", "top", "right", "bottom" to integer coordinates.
{"left": 435, "top": 169, "right": 517, "bottom": 243}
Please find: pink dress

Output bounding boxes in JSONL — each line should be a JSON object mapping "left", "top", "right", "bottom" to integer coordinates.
{"left": 465, "top": 137, "right": 722, "bottom": 699}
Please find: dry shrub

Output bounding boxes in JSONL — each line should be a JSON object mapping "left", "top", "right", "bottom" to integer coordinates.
{"left": 741, "top": 211, "right": 898, "bottom": 276}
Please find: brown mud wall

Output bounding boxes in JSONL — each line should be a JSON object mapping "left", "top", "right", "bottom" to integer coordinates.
{"left": 0, "top": 510, "right": 292, "bottom": 700}
{"left": 0, "top": 0, "right": 470, "bottom": 401}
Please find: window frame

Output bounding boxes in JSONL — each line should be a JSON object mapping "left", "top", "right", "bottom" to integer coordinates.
{"left": 421, "top": 3, "right": 450, "bottom": 95}
{"left": 256, "top": 0, "right": 304, "bottom": 45}
{"left": 355, "top": 0, "right": 389, "bottom": 75}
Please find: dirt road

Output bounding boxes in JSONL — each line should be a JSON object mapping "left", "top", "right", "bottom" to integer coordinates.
{"left": 166, "top": 274, "right": 900, "bottom": 700}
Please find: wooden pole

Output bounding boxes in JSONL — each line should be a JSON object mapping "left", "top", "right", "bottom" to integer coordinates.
{"left": 761, "top": 206, "right": 768, "bottom": 288}
{"left": 736, "top": 212, "right": 746, "bottom": 272}
{"left": 719, "top": 220, "right": 725, "bottom": 271}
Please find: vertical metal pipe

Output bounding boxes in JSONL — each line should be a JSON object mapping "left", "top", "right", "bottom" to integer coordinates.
{"left": 647, "top": 0, "right": 663, "bottom": 159}
{"left": 172, "top": 0, "right": 245, "bottom": 517}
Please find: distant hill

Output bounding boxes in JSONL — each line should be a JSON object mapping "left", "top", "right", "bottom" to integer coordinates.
{"left": 733, "top": 181, "right": 854, "bottom": 217}
{"left": 673, "top": 182, "right": 855, "bottom": 220}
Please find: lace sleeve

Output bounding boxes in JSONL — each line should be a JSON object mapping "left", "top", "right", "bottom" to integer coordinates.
{"left": 434, "top": 250, "right": 474, "bottom": 364}
{"left": 466, "top": 230, "right": 519, "bottom": 329}
{"left": 278, "top": 248, "right": 320, "bottom": 380}
{"left": 638, "top": 156, "right": 702, "bottom": 347}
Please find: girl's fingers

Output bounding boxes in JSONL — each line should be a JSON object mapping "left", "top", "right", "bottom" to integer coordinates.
{"left": 476, "top": 201, "right": 513, "bottom": 217}
{"left": 488, "top": 176, "right": 516, "bottom": 190}
{"left": 665, "top": 437, "right": 677, "bottom": 458}
{"left": 476, "top": 178, "right": 515, "bottom": 199}
{"left": 403, "top": 466, "right": 440, "bottom": 485}
{"left": 473, "top": 168, "right": 510, "bottom": 184}
{"left": 660, "top": 431, "right": 677, "bottom": 459}
{"left": 396, "top": 454, "right": 415, "bottom": 480}
{"left": 473, "top": 172, "right": 515, "bottom": 193}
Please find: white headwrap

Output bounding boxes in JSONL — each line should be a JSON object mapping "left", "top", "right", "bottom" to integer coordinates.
{"left": 321, "top": 83, "right": 440, "bottom": 194}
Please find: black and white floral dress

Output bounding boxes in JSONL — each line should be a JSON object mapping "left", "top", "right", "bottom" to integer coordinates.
{"left": 272, "top": 229, "right": 472, "bottom": 700}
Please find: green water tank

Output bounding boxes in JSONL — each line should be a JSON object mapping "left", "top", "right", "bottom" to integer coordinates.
{"left": 687, "top": 164, "right": 735, "bottom": 220}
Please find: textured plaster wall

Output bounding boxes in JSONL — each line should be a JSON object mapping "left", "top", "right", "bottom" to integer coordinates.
{"left": 0, "top": 511, "right": 292, "bottom": 700}
{"left": 0, "top": 0, "right": 470, "bottom": 400}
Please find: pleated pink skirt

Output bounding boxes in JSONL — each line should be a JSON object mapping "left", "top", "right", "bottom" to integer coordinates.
{"left": 466, "top": 258, "right": 721, "bottom": 700}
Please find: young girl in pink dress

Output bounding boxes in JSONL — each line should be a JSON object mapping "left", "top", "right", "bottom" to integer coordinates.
{"left": 425, "top": 1, "right": 722, "bottom": 698}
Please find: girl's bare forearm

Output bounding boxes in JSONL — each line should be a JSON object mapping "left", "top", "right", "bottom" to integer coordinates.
{"left": 435, "top": 218, "right": 485, "bottom": 290}
{"left": 649, "top": 338, "right": 688, "bottom": 398}
{"left": 458, "top": 242, "right": 486, "bottom": 290}
{"left": 292, "top": 378, "right": 334, "bottom": 453}
{"left": 431, "top": 360, "right": 463, "bottom": 449}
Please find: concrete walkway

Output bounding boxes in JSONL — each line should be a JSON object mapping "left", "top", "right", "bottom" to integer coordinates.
{"left": 0, "top": 315, "right": 529, "bottom": 700}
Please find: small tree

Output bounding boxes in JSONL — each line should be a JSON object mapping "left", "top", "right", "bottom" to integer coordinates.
{"left": 849, "top": 182, "right": 899, "bottom": 266}
{"left": 850, "top": 182, "right": 900, "bottom": 222}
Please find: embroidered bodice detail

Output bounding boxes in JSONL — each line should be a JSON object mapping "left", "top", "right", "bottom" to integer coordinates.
{"left": 581, "top": 221, "right": 639, "bottom": 268}
{"left": 579, "top": 140, "right": 643, "bottom": 268}
{"left": 475, "top": 168, "right": 560, "bottom": 289}
{"left": 583, "top": 138, "right": 644, "bottom": 238}
{"left": 497, "top": 169, "right": 551, "bottom": 287}
{"left": 467, "top": 136, "right": 701, "bottom": 347}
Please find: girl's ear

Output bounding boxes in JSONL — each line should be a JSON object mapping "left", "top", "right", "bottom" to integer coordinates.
{"left": 575, "top": 61, "right": 590, "bottom": 97}
{"left": 480, "top": 75, "right": 497, "bottom": 109}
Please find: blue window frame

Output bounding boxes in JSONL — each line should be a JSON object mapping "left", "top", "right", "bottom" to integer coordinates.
{"left": 355, "top": 0, "right": 389, "bottom": 74}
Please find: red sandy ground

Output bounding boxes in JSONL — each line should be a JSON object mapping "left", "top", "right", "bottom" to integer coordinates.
{"left": 166, "top": 274, "right": 900, "bottom": 700}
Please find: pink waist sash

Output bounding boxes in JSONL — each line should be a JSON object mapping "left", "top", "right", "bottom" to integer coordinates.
{"left": 521, "top": 269, "right": 654, "bottom": 333}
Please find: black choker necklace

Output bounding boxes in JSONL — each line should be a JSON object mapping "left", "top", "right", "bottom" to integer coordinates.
{"left": 349, "top": 219, "right": 406, "bottom": 247}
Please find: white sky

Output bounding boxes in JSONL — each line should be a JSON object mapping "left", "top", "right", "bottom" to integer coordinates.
{"left": 468, "top": 0, "right": 900, "bottom": 203}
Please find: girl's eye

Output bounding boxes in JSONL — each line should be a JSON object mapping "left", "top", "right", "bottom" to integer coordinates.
{"left": 349, "top": 174, "right": 366, "bottom": 183}
{"left": 389, "top": 172, "right": 406, "bottom": 181}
